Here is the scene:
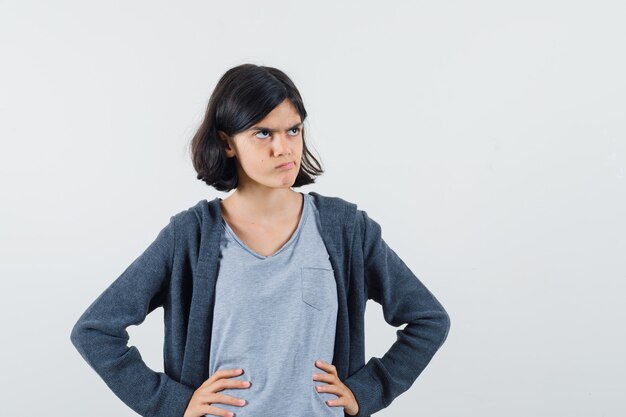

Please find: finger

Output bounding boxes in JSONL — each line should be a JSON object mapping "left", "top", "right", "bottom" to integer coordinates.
{"left": 324, "top": 397, "right": 345, "bottom": 408}
{"left": 203, "top": 403, "right": 238, "bottom": 417}
{"left": 200, "top": 379, "right": 250, "bottom": 400}
{"left": 206, "top": 392, "right": 248, "bottom": 407}
{"left": 315, "top": 360, "right": 337, "bottom": 374}
{"left": 321, "top": 393, "right": 347, "bottom": 408}
{"left": 212, "top": 377, "right": 251, "bottom": 393}
{"left": 312, "top": 372, "right": 335, "bottom": 383}
{"left": 204, "top": 368, "right": 244, "bottom": 386}
{"left": 315, "top": 382, "right": 342, "bottom": 396}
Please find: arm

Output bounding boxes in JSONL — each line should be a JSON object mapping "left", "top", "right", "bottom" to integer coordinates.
{"left": 69, "top": 216, "right": 195, "bottom": 417}
{"left": 342, "top": 210, "right": 451, "bottom": 417}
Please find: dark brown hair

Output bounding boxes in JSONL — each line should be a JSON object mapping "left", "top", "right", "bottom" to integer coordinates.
{"left": 189, "top": 63, "right": 324, "bottom": 192}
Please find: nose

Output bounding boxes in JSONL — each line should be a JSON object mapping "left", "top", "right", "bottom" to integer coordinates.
{"left": 272, "top": 133, "right": 292, "bottom": 157}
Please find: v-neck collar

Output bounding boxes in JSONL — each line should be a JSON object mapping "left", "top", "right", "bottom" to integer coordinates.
{"left": 220, "top": 192, "right": 310, "bottom": 260}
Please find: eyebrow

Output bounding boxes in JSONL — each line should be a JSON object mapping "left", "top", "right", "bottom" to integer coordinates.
{"left": 248, "top": 122, "right": 303, "bottom": 132}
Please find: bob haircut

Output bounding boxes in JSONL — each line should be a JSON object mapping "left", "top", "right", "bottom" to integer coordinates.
{"left": 189, "top": 63, "right": 324, "bottom": 192}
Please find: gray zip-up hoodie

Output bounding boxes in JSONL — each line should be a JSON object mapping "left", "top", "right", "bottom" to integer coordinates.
{"left": 70, "top": 191, "right": 451, "bottom": 417}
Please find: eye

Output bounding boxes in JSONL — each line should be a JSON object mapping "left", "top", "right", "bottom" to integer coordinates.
{"left": 255, "top": 130, "right": 270, "bottom": 139}
{"left": 288, "top": 127, "right": 301, "bottom": 136}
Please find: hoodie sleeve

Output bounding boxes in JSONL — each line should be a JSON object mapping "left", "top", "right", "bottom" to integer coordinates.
{"left": 342, "top": 210, "right": 451, "bottom": 417}
{"left": 69, "top": 216, "right": 195, "bottom": 417}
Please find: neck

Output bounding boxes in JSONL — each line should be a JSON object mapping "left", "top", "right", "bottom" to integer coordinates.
{"left": 223, "top": 187, "right": 303, "bottom": 224}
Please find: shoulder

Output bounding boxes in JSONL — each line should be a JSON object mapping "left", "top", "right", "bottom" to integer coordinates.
{"left": 308, "top": 191, "right": 379, "bottom": 237}
{"left": 308, "top": 191, "right": 357, "bottom": 216}
{"left": 167, "top": 198, "right": 218, "bottom": 236}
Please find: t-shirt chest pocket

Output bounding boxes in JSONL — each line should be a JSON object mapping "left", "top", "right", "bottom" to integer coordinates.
{"left": 300, "top": 266, "right": 336, "bottom": 311}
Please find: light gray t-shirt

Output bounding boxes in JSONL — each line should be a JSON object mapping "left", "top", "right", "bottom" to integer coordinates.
{"left": 207, "top": 192, "right": 342, "bottom": 416}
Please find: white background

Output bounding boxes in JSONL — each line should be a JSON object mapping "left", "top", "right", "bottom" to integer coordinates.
{"left": 1, "top": 1, "right": 625, "bottom": 416}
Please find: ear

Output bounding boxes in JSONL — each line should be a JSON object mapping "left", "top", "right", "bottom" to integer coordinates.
{"left": 218, "top": 130, "right": 236, "bottom": 158}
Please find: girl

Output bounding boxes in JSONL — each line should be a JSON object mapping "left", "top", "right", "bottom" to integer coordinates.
{"left": 70, "top": 63, "right": 451, "bottom": 417}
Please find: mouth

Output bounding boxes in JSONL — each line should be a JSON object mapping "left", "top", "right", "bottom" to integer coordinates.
{"left": 275, "top": 161, "right": 295, "bottom": 169}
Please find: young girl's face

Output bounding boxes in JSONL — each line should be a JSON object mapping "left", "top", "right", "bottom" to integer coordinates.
{"left": 220, "top": 99, "right": 304, "bottom": 191}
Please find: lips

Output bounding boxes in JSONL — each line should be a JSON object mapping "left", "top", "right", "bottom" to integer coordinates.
{"left": 276, "top": 161, "right": 294, "bottom": 169}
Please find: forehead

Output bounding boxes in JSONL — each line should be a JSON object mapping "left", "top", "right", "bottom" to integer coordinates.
{"left": 249, "top": 99, "right": 302, "bottom": 129}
